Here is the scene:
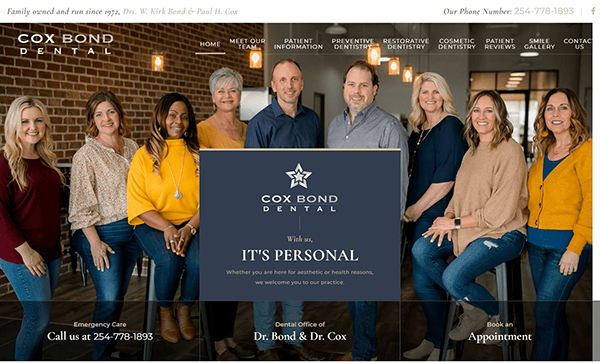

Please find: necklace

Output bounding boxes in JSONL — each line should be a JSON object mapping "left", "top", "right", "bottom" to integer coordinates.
{"left": 408, "top": 125, "right": 433, "bottom": 178}
{"left": 165, "top": 147, "right": 186, "bottom": 200}
{"left": 408, "top": 114, "right": 447, "bottom": 178}
{"left": 551, "top": 143, "right": 571, "bottom": 156}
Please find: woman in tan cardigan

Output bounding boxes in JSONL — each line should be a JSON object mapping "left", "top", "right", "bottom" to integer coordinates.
{"left": 405, "top": 90, "right": 528, "bottom": 360}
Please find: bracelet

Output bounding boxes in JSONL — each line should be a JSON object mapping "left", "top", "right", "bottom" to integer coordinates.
{"left": 186, "top": 223, "right": 197, "bottom": 236}
{"left": 163, "top": 225, "right": 175, "bottom": 232}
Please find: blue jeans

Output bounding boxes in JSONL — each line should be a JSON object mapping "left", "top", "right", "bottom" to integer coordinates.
{"left": 412, "top": 230, "right": 525, "bottom": 348}
{"left": 0, "top": 256, "right": 61, "bottom": 360}
{"left": 411, "top": 227, "right": 454, "bottom": 349}
{"left": 348, "top": 301, "right": 377, "bottom": 360}
{"left": 72, "top": 218, "right": 140, "bottom": 360}
{"left": 253, "top": 301, "right": 303, "bottom": 350}
{"left": 527, "top": 243, "right": 591, "bottom": 360}
{"left": 134, "top": 222, "right": 199, "bottom": 308}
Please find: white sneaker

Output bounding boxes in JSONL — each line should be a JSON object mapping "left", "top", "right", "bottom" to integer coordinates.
{"left": 448, "top": 307, "right": 488, "bottom": 341}
{"left": 427, "top": 348, "right": 455, "bottom": 361}
{"left": 402, "top": 339, "right": 434, "bottom": 360}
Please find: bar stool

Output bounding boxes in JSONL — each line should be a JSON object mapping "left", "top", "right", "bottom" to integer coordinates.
{"left": 142, "top": 258, "right": 158, "bottom": 361}
{"left": 141, "top": 258, "right": 212, "bottom": 360}
{"left": 401, "top": 221, "right": 408, "bottom": 266}
{"left": 199, "top": 302, "right": 213, "bottom": 360}
{"left": 439, "top": 257, "right": 526, "bottom": 361}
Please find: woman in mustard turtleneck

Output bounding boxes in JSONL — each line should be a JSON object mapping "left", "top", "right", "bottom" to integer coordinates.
{"left": 127, "top": 93, "right": 200, "bottom": 344}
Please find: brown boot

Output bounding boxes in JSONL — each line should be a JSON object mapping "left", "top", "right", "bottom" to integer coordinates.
{"left": 159, "top": 306, "right": 180, "bottom": 343}
{"left": 177, "top": 302, "right": 196, "bottom": 340}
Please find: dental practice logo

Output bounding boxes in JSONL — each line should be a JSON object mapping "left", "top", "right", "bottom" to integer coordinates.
{"left": 16, "top": 32, "right": 113, "bottom": 56}
{"left": 285, "top": 163, "right": 312, "bottom": 189}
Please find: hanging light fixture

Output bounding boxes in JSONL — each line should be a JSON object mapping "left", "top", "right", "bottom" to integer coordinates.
{"left": 249, "top": 48, "right": 262, "bottom": 68}
{"left": 403, "top": 24, "right": 413, "bottom": 82}
{"left": 388, "top": 24, "right": 399, "bottom": 76}
{"left": 367, "top": 43, "right": 381, "bottom": 65}
{"left": 414, "top": 24, "right": 423, "bottom": 81}
{"left": 403, "top": 65, "right": 413, "bottom": 83}
{"left": 388, "top": 57, "right": 400, "bottom": 75}
{"left": 325, "top": 23, "right": 347, "bottom": 35}
{"left": 152, "top": 52, "right": 164, "bottom": 72}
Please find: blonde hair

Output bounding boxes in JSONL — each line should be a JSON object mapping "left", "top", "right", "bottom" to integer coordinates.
{"left": 145, "top": 93, "right": 199, "bottom": 177}
{"left": 408, "top": 72, "right": 458, "bottom": 131}
{"left": 532, "top": 88, "right": 590, "bottom": 161}
{"left": 3, "top": 97, "right": 64, "bottom": 190}
{"left": 463, "top": 90, "right": 513, "bottom": 154}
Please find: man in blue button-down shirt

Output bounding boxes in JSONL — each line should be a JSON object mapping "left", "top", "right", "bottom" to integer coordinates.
{"left": 245, "top": 59, "right": 323, "bottom": 148}
{"left": 327, "top": 60, "right": 408, "bottom": 361}
{"left": 247, "top": 59, "right": 325, "bottom": 361}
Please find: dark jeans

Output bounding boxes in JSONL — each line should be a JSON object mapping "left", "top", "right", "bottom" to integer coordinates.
{"left": 0, "top": 257, "right": 61, "bottom": 360}
{"left": 408, "top": 216, "right": 450, "bottom": 349}
{"left": 253, "top": 301, "right": 303, "bottom": 350}
{"left": 134, "top": 222, "right": 199, "bottom": 308}
{"left": 349, "top": 301, "right": 377, "bottom": 360}
{"left": 528, "top": 243, "right": 591, "bottom": 360}
{"left": 72, "top": 218, "right": 140, "bottom": 360}
{"left": 412, "top": 230, "right": 526, "bottom": 348}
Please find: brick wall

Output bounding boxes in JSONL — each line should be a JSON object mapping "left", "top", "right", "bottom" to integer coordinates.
{"left": 0, "top": 23, "right": 265, "bottom": 296}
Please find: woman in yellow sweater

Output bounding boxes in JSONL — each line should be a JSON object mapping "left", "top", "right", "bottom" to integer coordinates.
{"left": 198, "top": 67, "right": 256, "bottom": 360}
{"left": 127, "top": 93, "right": 200, "bottom": 343}
{"left": 527, "top": 88, "right": 592, "bottom": 360}
{"left": 197, "top": 67, "right": 247, "bottom": 149}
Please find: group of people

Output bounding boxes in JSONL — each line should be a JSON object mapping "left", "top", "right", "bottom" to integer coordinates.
{"left": 245, "top": 59, "right": 408, "bottom": 362}
{"left": 0, "top": 56, "right": 591, "bottom": 362}
{"left": 401, "top": 77, "right": 591, "bottom": 361}
{"left": 0, "top": 89, "right": 204, "bottom": 360}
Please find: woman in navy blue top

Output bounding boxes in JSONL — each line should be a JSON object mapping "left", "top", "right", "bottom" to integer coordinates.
{"left": 402, "top": 72, "right": 468, "bottom": 360}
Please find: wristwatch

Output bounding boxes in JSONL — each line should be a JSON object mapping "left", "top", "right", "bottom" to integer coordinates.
{"left": 186, "top": 223, "right": 197, "bottom": 236}
{"left": 454, "top": 218, "right": 461, "bottom": 230}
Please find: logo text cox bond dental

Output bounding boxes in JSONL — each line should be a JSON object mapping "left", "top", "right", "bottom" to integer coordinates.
{"left": 261, "top": 163, "right": 338, "bottom": 213}
{"left": 17, "top": 33, "right": 113, "bottom": 55}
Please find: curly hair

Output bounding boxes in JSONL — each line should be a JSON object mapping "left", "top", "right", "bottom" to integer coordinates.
{"left": 144, "top": 93, "right": 199, "bottom": 178}
{"left": 464, "top": 90, "right": 513, "bottom": 154}
{"left": 532, "top": 88, "right": 590, "bottom": 161}
{"left": 3, "top": 96, "right": 64, "bottom": 190}
{"left": 85, "top": 90, "right": 130, "bottom": 137}
{"left": 408, "top": 72, "right": 458, "bottom": 131}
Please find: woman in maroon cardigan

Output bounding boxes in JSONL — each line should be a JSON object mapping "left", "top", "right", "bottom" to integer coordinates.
{"left": 0, "top": 97, "right": 64, "bottom": 360}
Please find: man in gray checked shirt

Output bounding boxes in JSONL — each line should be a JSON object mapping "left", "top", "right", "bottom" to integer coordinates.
{"left": 326, "top": 60, "right": 408, "bottom": 361}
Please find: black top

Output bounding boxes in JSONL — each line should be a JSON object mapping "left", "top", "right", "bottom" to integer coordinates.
{"left": 406, "top": 115, "right": 468, "bottom": 219}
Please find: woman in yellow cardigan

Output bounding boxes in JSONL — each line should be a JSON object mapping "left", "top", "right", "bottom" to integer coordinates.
{"left": 527, "top": 88, "right": 592, "bottom": 360}
{"left": 127, "top": 93, "right": 200, "bottom": 343}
